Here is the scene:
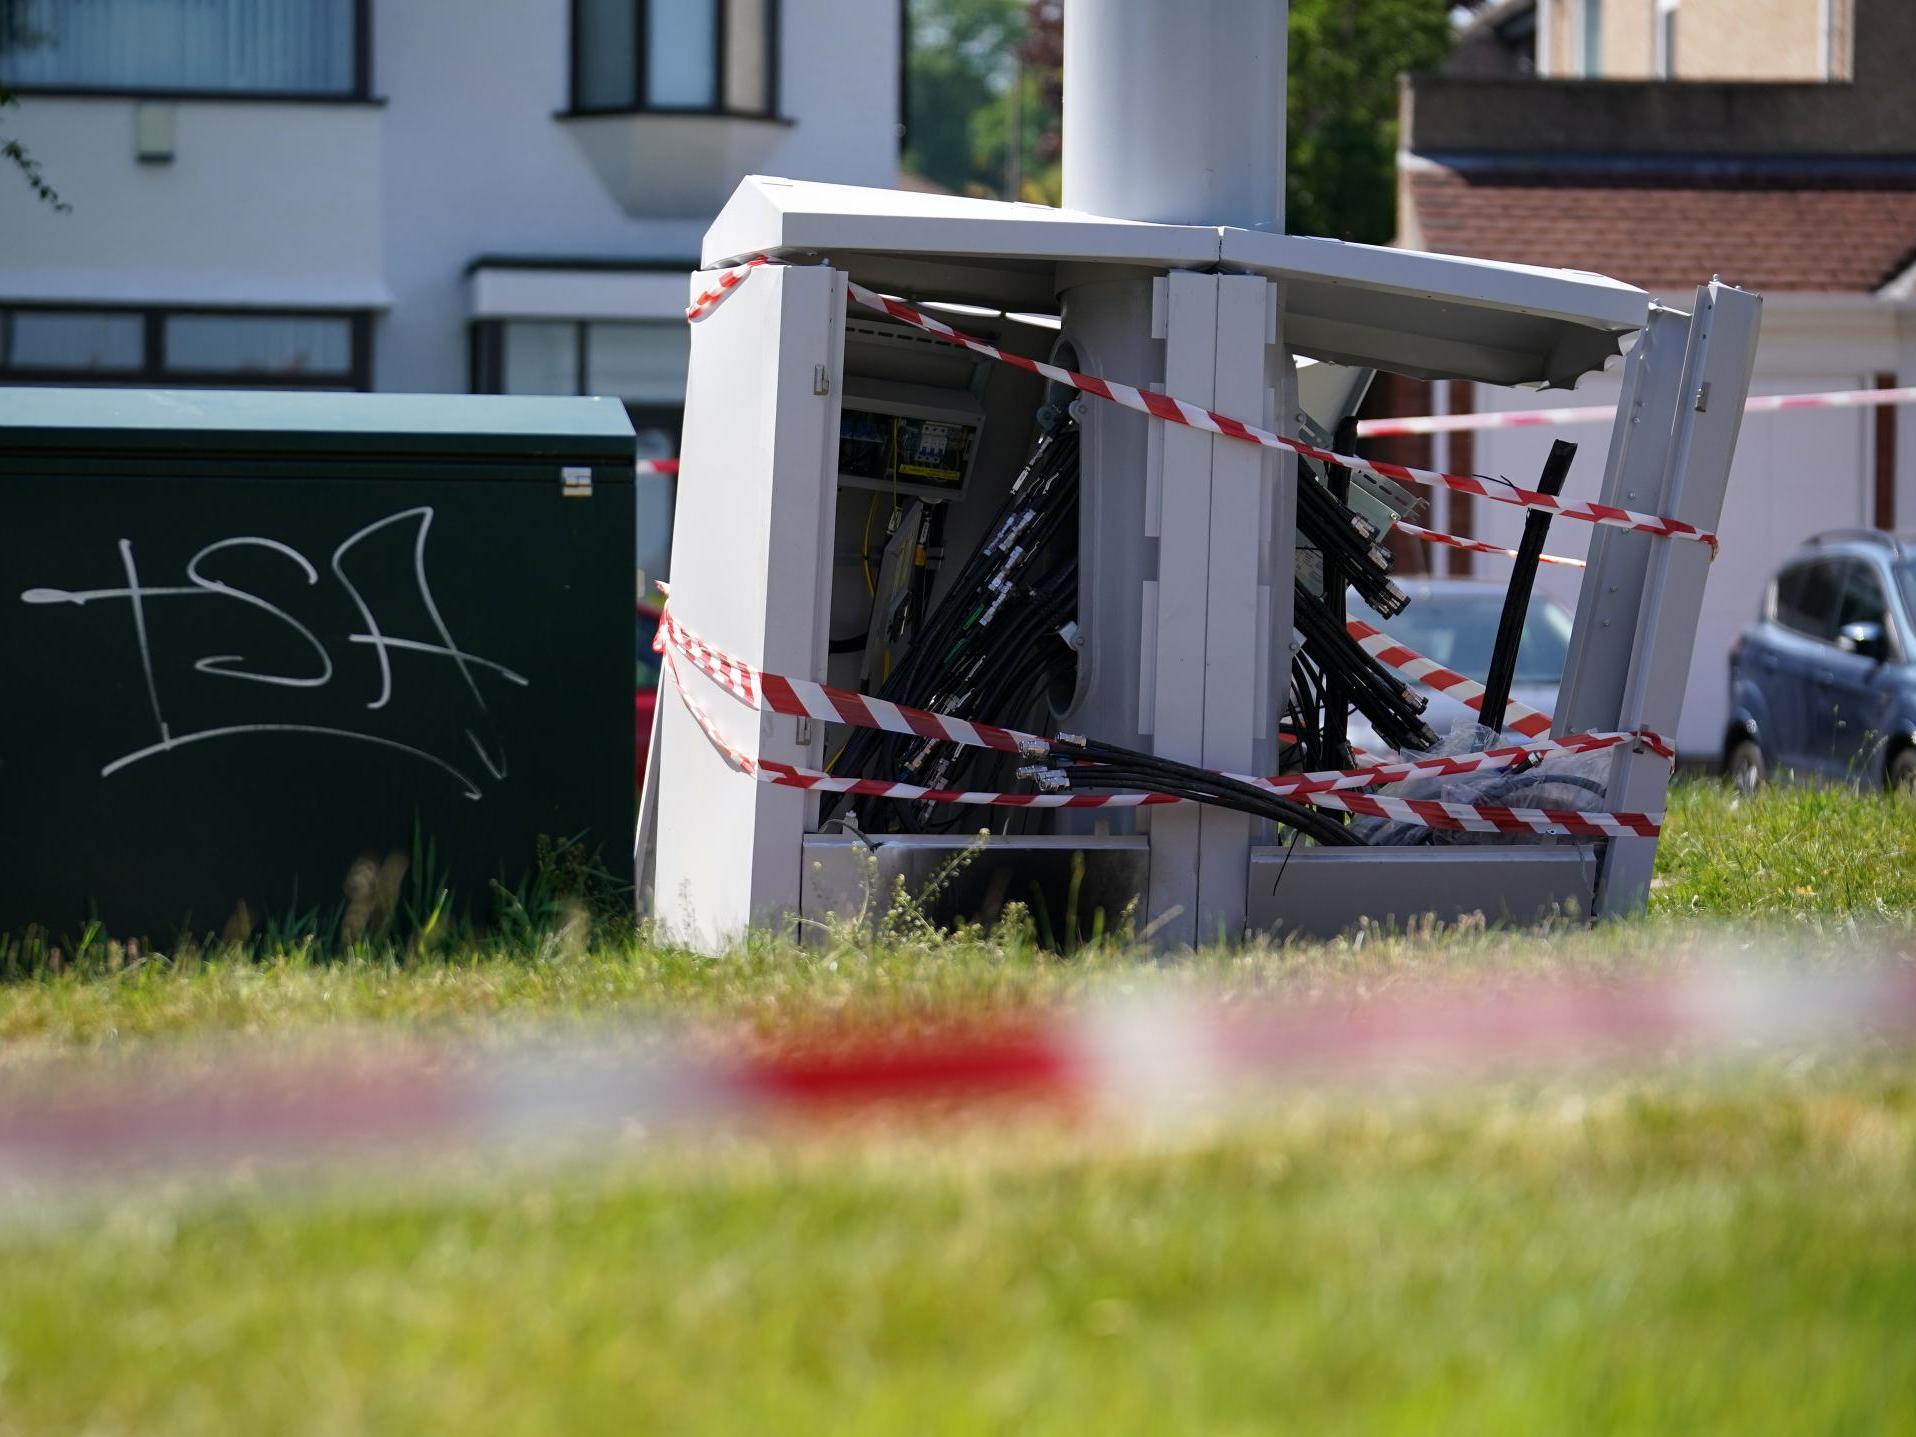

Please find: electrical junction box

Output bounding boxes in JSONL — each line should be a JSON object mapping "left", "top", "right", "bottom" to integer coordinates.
{"left": 643, "top": 176, "right": 1759, "bottom": 953}
{"left": 0, "top": 388, "right": 635, "bottom": 941}
{"left": 837, "top": 376, "right": 985, "bottom": 501}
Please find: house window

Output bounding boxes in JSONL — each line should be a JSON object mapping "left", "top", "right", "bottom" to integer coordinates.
{"left": 476, "top": 317, "right": 688, "bottom": 453}
{"left": 0, "top": 0, "right": 367, "bottom": 99}
{"left": 0, "top": 305, "right": 370, "bottom": 387}
{"left": 1655, "top": 0, "right": 1679, "bottom": 78}
{"left": 474, "top": 316, "right": 688, "bottom": 583}
{"left": 1580, "top": 0, "right": 1603, "bottom": 76}
{"left": 164, "top": 313, "right": 356, "bottom": 376}
{"left": 571, "top": 0, "right": 777, "bottom": 116}
{"left": 0, "top": 309, "right": 143, "bottom": 371}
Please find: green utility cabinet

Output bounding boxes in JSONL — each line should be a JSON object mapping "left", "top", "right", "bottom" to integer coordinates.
{"left": 0, "top": 388, "right": 635, "bottom": 940}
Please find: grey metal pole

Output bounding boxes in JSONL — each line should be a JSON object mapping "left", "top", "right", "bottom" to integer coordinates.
{"left": 1061, "top": 0, "right": 1288, "bottom": 230}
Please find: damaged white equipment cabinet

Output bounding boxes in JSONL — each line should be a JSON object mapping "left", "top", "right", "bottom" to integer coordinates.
{"left": 647, "top": 177, "right": 1759, "bottom": 952}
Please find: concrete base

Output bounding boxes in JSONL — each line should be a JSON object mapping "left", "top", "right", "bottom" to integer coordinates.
{"left": 800, "top": 833, "right": 1602, "bottom": 946}
{"left": 1245, "top": 843, "right": 1603, "bottom": 941}
{"left": 801, "top": 834, "right": 1152, "bottom": 942}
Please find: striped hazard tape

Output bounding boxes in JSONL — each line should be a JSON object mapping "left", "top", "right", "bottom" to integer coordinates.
{"left": 1393, "top": 521, "right": 1587, "bottom": 570}
{"left": 9, "top": 965, "right": 1914, "bottom": 1185}
{"left": 660, "top": 609, "right": 1667, "bottom": 836}
{"left": 1356, "top": 384, "right": 1916, "bottom": 439}
{"left": 686, "top": 258, "right": 1719, "bottom": 555}
{"left": 1346, "top": 617, "right": 1559, "bottom": 744}
{"left": 658, "top": 608, "right": 1047, "bottom": 758}
{"left": 1305, "top": 789, "right": 1657, "bottom": 839}
{"left": 667, "top": 651, "right": 1173, "bottom": 811}
{"left": 684, "top": 256, "right": 770, "bottom": 323}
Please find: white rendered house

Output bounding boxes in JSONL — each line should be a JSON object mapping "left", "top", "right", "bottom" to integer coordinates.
{"left": 0, "top": 0, "right": 901, "bottom": 580}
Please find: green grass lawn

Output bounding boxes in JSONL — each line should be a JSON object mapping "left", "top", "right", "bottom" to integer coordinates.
{"left": 1, "top": 781, "right": 1914, "bottom": 1434}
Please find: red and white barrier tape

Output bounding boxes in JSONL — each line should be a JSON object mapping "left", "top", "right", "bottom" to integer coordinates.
{"left": 9, "top": 964, "right": 1915, "bottom": 1184}
{"left": 1393, "top": 520, "right": 1588, "bottom": 570}
{"left": 686, "top": 258, "right": 1719, "bottom": 555}
{"left": 1305, "top": 788, "right": 1656, "bottom": 839}
{"left": 1357, "top": 384, "right": 1916, "bottom": 439}
{"left": 1346, "top": 617, "right": 1558, "bottom": 743}
{"left": 650, "top": 456, "right": 1575, "bottom": 571}
{"left": 661, "top": 609, "right": 1666, "bottom": 835}
{"left": 668, "top": 650, "right": 1173, "bottom": 811}
{"left": 684, "top": 255, "right": 771, "bottom": 322}
{"left": 658, "top": 608, "right": 1046, "bottom": 758}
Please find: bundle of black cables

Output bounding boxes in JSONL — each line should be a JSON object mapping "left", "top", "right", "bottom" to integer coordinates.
{"left": 1292, "top": 580, "right": 1438, "bottom": 755}
{"left": 828, "top": 411, "right": 1083, "bottom": 829}
{"left": 1039, "top": 734, "right": 1364, "bottom": 847}
{"left": 1295, "top": 461, "right": 1408, "bottom": 620}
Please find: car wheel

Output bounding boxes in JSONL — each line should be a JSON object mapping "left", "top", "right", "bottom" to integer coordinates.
{"left": 1887, "top": 746, "right": 1916, "bottom": 795}
{"left": 1726, "top": 738, "right": 1765, "bottom": 798}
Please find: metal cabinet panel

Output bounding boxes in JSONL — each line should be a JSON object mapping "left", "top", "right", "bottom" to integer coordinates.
{"left": 1, "top": 394, "right": 633, "bottom": 940}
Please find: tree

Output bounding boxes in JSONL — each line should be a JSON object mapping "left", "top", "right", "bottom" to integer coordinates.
{"left": 1, "top": 2, "right": 67, "bottom": 211}
{"left": 1287, "top": 0, "right": 1453, "bottom": 242}
{"left": 906, "top": 0, "right": 1454, "bottom": 236}
{"left": 962, "top": 0, "right": 1061, "bottom": 204}
{"left": 902, "top": 0, "right": 1027, "bottom": 198}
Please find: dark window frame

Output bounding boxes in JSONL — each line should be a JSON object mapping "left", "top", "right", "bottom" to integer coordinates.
{"left": 0, "top": 0, "right": 375, "bottom": 103}
{"left": 566, "top": 0, "right": 782, "bottom": 120}
{"left": 0, "top": 303, "right": 373, "bottom": 390}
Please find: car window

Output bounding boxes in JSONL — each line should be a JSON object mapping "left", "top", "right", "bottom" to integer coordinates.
{"left": 1897, "top": 562, "right": 1916, "bottom": 626}
{"left": 1348, "top": 590, "right": 1570, "bottom": 686}
{"left": 1775, "top": 559, "right": 1843, "bottom": 640}
{"left": 1835, "top": 562, "right": 1889, "bottom": 632}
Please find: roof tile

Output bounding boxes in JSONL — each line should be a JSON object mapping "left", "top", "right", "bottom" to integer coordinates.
{"left": 1405, "top": 166, "right": 1916, "bottom": 293}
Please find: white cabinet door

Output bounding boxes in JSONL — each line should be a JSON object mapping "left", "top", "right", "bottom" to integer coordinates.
{"left": 650, "top": 262, "right": 847, "bottom": 951}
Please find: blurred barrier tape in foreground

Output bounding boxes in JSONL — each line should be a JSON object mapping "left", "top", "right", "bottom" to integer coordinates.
{"left": 5, "top": 964, "right": 1915, "bottom": 1185}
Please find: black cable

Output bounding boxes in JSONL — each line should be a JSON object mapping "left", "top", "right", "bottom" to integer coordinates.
{"left": 1049, "top": 734, "right": 1365, "bottom": 848}
{"left": 1319, "top": 415, "right": 1358, "bottom": 768}
{"left": 1058, "top": 764, "right": 1363, "bottom": 847}
{"left": 1479, "top": 438, "right": 1576, "bottom": 735}
{"left": 1293, "top": 581, "right": 1437, "bottom": 754}
{"left": 829, "top": 415, "right": 1083, "bottom": 828}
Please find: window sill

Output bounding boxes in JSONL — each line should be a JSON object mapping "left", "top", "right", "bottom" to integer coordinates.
{"left": 556, "top": 108, "right": 794, "bottom": 216}
{"left": 0, "top": 85, "right": 384, "bottom": 107}
{"left": 557, "top": 105, "right": 794, "bottom": 127}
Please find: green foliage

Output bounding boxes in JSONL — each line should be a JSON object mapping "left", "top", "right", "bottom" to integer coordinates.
{"left": 1652, "top": 779, "right": 1916, "bottom": 918}
{"left": 0, "top": 830, "right": 628, "bottom": 980}
{"left": 903, "top": 0, "right": 1029, "bottom": 198}
{"left": 3, "top": 787, "right": 1915, "bottom": 1432}
{"left": 1288, "top": 0, "right": 1455, "bottom": 241}
{"left": 906, "top": 0, "right": 1457, "bottom": 230}
{"left": 1, "top": 1051, "right": 1912, "bottom": 1433}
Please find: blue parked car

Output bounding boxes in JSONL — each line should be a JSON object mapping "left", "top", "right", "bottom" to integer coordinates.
{"left": 1726, "top": 531, "right": 1916, "bottom": 794}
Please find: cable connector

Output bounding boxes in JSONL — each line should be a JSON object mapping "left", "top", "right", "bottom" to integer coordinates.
{"left": 1057, "top": 620, "right": 1084, "bottom": 651}
{"left": 1016, "top": 765, "right": 1071, "bottom": 792}
{"left": 1015, "top": 735, "right": 1054, "bottom": 759}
